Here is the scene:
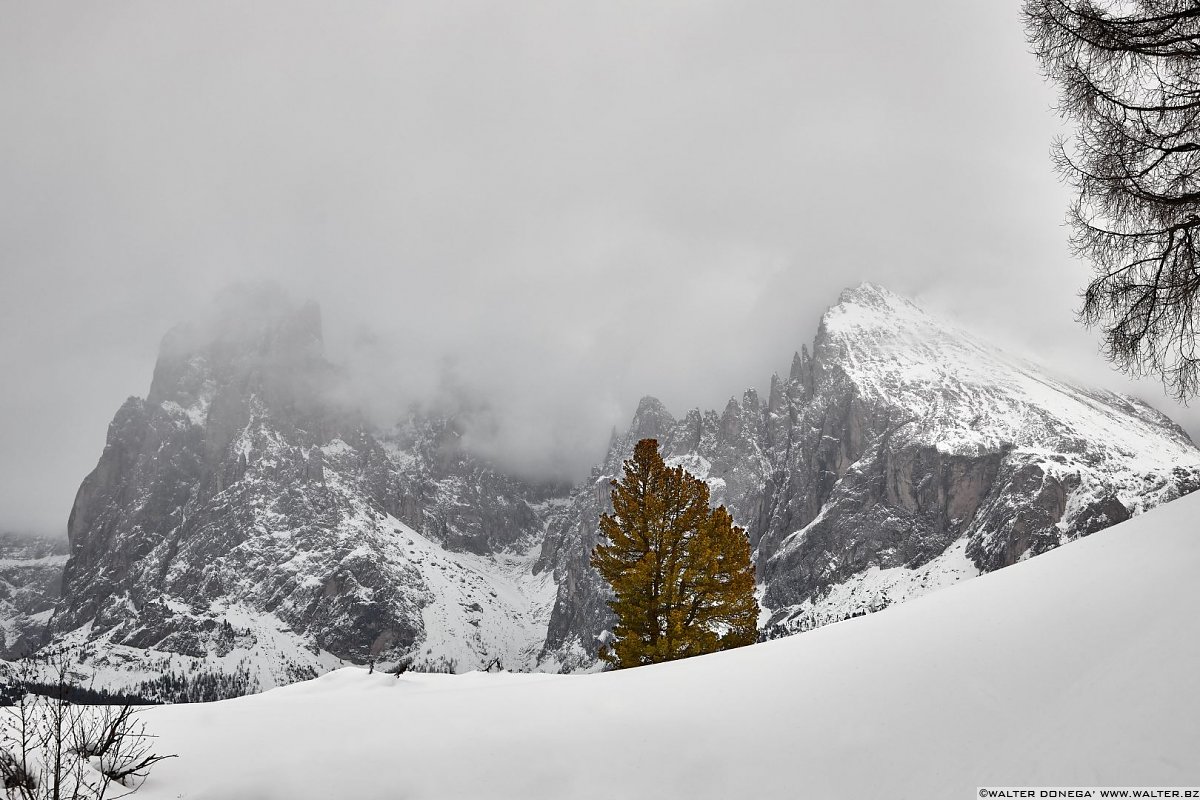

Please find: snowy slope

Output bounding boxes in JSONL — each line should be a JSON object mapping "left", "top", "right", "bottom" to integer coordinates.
{"left": 135, "top": 490, "right": 1200, "bottom": 800}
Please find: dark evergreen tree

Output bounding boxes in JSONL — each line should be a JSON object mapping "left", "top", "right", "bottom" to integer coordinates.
{"left": 591, "top": 438, "right": 759, "bottom": 668}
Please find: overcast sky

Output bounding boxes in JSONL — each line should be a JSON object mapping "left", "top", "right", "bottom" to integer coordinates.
{"left": 2, "top": 1, "right": 1197, "bottom": 535}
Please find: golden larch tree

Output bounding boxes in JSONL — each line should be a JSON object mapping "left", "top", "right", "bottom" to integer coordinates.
{"left": 591, "top": 438, "right": 759, "bottom": 668}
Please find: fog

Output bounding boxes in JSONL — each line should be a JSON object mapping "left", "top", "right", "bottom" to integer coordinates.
{"left": 2, "top": 1, "right": 1196, "bottom": 535}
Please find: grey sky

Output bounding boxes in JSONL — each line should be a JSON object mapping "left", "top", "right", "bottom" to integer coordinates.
{"left": 2, "top": 1, "right": 1195, "bottom": 535}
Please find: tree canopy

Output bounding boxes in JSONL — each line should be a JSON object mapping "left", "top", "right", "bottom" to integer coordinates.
{"left": 1025, "top": 0, "right": 1200, "bottom": 399}
{"left": 591, "top": 438, "right": 759, "bottom": 669}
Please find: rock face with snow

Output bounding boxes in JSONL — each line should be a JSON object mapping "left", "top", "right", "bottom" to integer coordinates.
{"left": 36, "top": 282, "right": 1200, "bottom": 687}
{"left": 51, "top": 287, "right": 561, "bottom": 696}
{"left": 539, "top": 284, "right": 1200, "bottom": 664}
{"left": 0, "top": 534, "right": 67, "bottom": 660}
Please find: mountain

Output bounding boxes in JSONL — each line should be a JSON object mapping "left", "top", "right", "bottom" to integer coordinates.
{"left": 130, "top": 488, "right": 1200, "bottom": 800}
{"left": 538, "top": 283, "right": 1200, "bottom": 666}
{"left": 48, "top": 286, "right": 564, "bottom": 697}
{"left": 27, "top": 282, "right": 1200, "bottom": 690}
{"left": 0, "top": 533, "right": 67, "bottom": 660}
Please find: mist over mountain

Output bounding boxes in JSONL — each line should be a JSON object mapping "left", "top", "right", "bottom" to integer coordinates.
{"left": 8, "top": 0, "right": 1200, "bottom": 537}
{"left": 7, "top": 271, "right": 1200, "bottom": 545}
{"left": 14, "top": 282, "right": 1192, "bottom": 695}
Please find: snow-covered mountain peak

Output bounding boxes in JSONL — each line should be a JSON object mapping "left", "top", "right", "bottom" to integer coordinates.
{"left": 833, "top": 280, "right": 918, "bottom": 311}
{"left": 819, "top": 281, "right": 989, "bottom": 368}
{"left": 815, "top": 284, "right": 1198, "bottom": 469}
{"left": 537, "top": 283, "right": 1200, "bottom": 665}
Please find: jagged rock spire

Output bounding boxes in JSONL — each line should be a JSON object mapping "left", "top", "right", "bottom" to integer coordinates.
{"left": 768, "top": 374, "right": 784, "bottom": 414}
{"left": 789, "top": 349, "right": 807, "bottom": 382}
{"left": 628, "top": 396, "right": 676, "bottom": 441}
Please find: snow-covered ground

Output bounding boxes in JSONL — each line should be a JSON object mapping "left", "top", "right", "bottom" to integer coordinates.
{"left": 128, "top": 489, "right": 1200, "bottom": 799}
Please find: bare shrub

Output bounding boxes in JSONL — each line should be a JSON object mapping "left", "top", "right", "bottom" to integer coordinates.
{"left": 0, "top": 656, "right": 175, "bottom": 799}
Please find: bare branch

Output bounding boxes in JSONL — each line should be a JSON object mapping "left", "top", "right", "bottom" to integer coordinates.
{"left": 1027, "top": 0, "right": 1200, "bottom": 399}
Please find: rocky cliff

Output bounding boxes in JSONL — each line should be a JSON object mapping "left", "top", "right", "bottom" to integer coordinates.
{"left": 50, "top": 287, "right": 562, "bottom": 696}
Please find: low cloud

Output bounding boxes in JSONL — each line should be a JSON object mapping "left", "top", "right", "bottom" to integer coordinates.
{"left": 2, "top": 1, "right": 1195, "bottom": 534}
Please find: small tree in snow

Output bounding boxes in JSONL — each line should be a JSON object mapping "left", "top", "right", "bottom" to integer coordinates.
{"left": 0, "top": 655, "right": 175, "bottom": 799}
